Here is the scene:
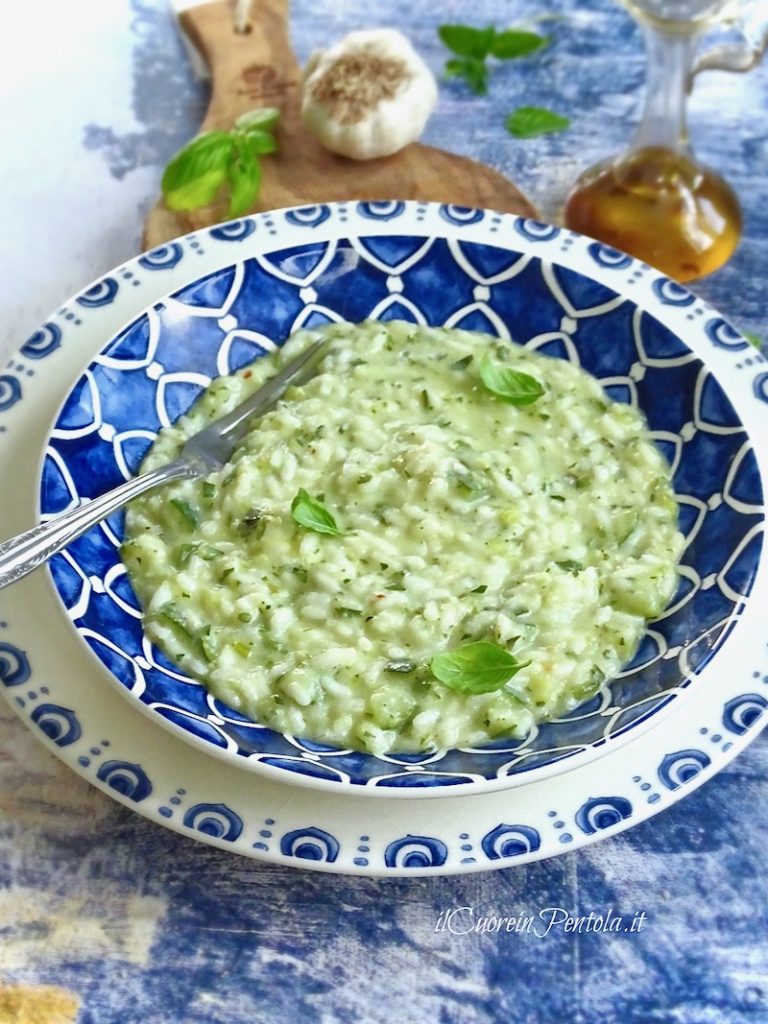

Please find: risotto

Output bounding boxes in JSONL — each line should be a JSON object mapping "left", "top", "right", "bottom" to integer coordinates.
{"left": 121, "top": 320, "right": 684, "bottom": 755}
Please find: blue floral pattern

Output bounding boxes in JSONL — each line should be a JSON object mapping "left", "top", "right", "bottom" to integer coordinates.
{"left": 21, "top": 322, "right": 62, "bottom": 359}
{"left": 29, "top": 703, "right": 81, "bottom": 746}
{"left": 76, "top": 277, "right": 119, "bottom": 308}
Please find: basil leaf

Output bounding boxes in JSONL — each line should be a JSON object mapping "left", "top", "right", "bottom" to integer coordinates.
{"left": 227, "top": 144, "right": 262, "bottom": 217}
{"left": 164, "top": 168, "right": 229, "bottom": 212}
{"left": 445, "top": 57, "right": 488, "bottom": 95}
{"left": 505, "top": 106, "right": 571, "bottom": 139}
{"left": 479, "top": 353, "right": 545, "bottom": 405}
{"left": 491, "top": 30, "right": 550, "bottom": 59}
{"left": 234, "top": 107, "right": 280, "bottom": 133}
{"left": 438, "top": 24, "right": 496, "bottom": 60}
{"left": 161, "top": 130, "right": 234, "bottom": 196}
{"left": 243, "top": 130, "right": 278, "bottom": 156}
{"left": 290, "top": 488, "right": 342, "bottom": 536}
{"left": 431, "top": 641, "right": 528, "bottom": 694}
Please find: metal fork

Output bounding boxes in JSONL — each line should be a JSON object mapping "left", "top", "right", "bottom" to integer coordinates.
{"left": 0, "top": 336, "right": 331, "bottom": 591}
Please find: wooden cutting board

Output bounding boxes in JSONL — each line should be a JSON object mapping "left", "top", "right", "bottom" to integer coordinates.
{"left": 142, "top": 0, "right": 536, "bottom": 248}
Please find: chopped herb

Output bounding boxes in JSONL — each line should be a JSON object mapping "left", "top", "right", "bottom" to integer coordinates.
{"left": 451, "top": 354, "right": 474, "bottom": 371}
{"left": 291, "top": 566, "right": 309, "bottom": 583}
{"left": 570, "top": 666, "right": 605, "bottom": 701}
{"left": 238, "top": 612, "right": 252, "bottom": 623}
{"left": 551, "top": 494, "right": 566, "bottom": 502}
{"left": 232, "top": 641, "right": 251, "bottom": 657}
{"left": 202, "top": 481, "right": 216, "bottom": 499}
{"left": 431, "top": 641, "right": 529, "bottom": 694}
{"left": 177, "top": 543, "right": 198, "bottom": 566}
{"left": 479, "top": 353, "right": 545, "bottom": 405}
{"left": 159, "top": 603, "right": 195, "bottom": 644}
{"left": 744, "top": 331, "right": 763, "bottom": 350}
{"left": 170, "top": 498, "right": 199, "bottom": 530}
{"left": 420, "top": 388, "right": 432, "bottom": 410}
{"left": 555, "top": 559, "right": 584, "bottom": 574}
{"left": 470, "top": 584, "right": 488, "bottom": 594}
{"left": 337, "top": 606, "right": 363, "bottom": 617}
{"left": 200, "top": 634, "right": 216, "bottom": 663}
{"left": 385, "top": 569, "right": 407, "bottom": 591}
{"left": 290, "top": 488, "right": 342, "bottom": 536}
{"left": 453, "top": 465, "right": 484, "bottom": 493}
{"left": 239, "top": 508, "right": 267, "bottom": 538}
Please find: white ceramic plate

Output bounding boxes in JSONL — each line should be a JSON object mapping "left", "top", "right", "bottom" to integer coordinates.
{"left": 1, "top": 202, "right": 767, "bottom": 874}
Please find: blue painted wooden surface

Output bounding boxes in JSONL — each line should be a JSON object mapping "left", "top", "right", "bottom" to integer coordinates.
{"left": 1, "top": 0, "right": 767, "bottom": 1020}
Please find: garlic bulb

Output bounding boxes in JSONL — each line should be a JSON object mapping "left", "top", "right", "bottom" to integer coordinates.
{"left": 301, "top": 29, "right": 438, "bottom": 160}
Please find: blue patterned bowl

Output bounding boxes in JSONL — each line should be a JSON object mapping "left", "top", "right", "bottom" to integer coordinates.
{"left": 38, "top": 202, "right": 765, "bottom": 796}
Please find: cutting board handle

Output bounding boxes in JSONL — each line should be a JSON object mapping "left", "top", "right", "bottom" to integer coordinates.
{"left": 180, "top": 0, "right": 302, "bottom": 133}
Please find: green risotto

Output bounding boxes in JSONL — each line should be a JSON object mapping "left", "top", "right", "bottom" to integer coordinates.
{"left": 122, "top": 321, "right": 684, "bottom": 755}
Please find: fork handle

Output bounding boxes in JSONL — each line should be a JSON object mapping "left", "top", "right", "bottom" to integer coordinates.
{"left": 0, "top": 459, "right": 195, "bottom": 591}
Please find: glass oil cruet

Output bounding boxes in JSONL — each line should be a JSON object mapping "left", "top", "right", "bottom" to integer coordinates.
{"left": 564, "top": 0, "right": 768, "bottom": 282}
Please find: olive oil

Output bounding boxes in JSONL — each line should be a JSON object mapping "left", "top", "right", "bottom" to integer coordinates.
{"left": 564, "top": 145, "right": 741, "bottom": 282}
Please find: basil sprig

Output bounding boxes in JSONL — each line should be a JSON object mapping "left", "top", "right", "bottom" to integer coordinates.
{"left": 439, "top": 24, "right": 550, "bottom": 95}
{"left": 438, "top": 23, "right": 569, "bottom": 141}
{"left": 431, "top": 641, "right": 529, "bottom": 694}
{"left": 479, "top": 353, "right": 545, "bottom": 405}
{"left": 161, "top": 107, "right": 279, "bottom": 217}
{"left": 290, "top": 488, "right": 342, "bottom": 536}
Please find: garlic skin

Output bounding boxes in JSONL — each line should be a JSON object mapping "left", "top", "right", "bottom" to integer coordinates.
{"left": 301, "top": 29, "right": 438, "bottom": 161}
